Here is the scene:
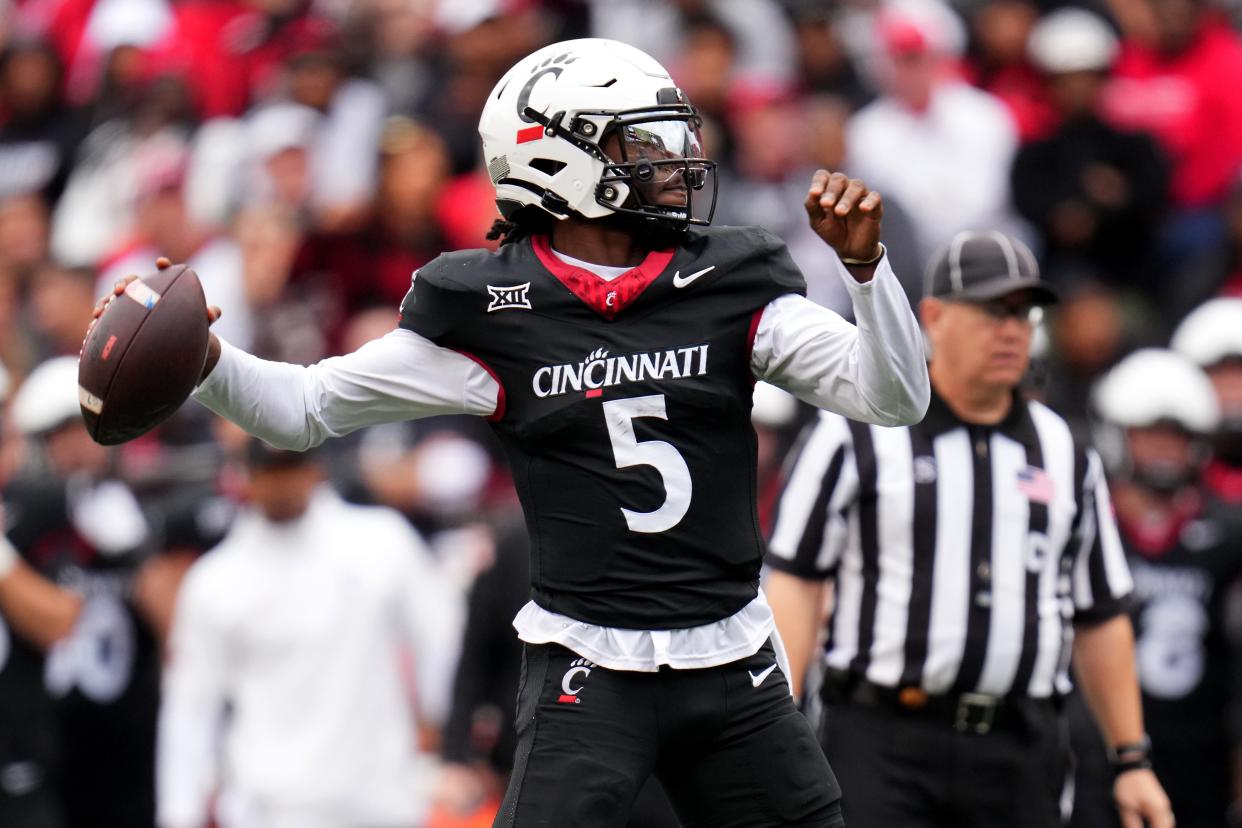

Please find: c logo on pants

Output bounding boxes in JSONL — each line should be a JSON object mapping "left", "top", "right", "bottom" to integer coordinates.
{"left": 558, "top": 658, "right": 594, "bottom": 704}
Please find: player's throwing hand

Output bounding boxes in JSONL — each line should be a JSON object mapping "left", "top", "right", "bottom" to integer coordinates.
{"left": 805, "top": 170, "right": 884, "bottom": 271}
{"left": 88, "top": 257, "right": 223, "bottom": 381}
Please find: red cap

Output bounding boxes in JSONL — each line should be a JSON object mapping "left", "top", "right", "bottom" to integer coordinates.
{"left": 878, "top": 15, "right": 931, "bottom": 55}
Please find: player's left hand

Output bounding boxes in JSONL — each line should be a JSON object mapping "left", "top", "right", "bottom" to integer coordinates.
{"left": 805, "top": 170, "right": 883, "bottom": 263}
{"left": 89, "top": 257, "right": 223, "bottom": 381}
{"left": 1114, "top": 768, "right": 1174, "bottom": 828}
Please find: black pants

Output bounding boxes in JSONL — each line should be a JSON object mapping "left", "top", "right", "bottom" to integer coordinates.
{"left": 820, "top": 687, "right": 1067, "bottom": 828}
{"left": 496, "top": 640, "right": 843, "bottom": 828}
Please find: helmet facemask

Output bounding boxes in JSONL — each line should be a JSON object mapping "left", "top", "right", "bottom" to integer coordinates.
{"left": 522, "top": 98, "right": 718, "bottom": 232}
{"left": 1121, "top": 421, "right": 1209, "bottom": 495}
{"left": 596, "top": 110, "right": 717, "bottom": 230}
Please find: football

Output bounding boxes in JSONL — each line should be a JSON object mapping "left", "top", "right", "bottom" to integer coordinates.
{"left": 78, "top": 264, "right": 211, "bottom": 445}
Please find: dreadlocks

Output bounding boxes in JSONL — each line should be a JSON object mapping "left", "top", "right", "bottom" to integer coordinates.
{"left": 486, "top": 206, "right": 556, "bottom": 247}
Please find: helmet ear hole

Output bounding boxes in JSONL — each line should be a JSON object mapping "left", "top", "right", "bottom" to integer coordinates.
{"left": 530, "top": 158, "right": 568, "bottom": 177}
{"left": 596, "top": 181, "right": 630, "bottom": 206}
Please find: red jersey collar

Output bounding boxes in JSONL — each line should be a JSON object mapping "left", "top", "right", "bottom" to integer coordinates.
{"left": 531, "top": 235, "right": 674, "bottom": 320}
{"left": 1117, "top": 488, "right": 1203, "bottom": 557}
{"left": 1204, "top": 460, "right": 1242, "bottom": 502}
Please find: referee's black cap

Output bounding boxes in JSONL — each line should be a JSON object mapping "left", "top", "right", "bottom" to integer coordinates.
{"left": 925, "top": 231, "right": 1058, "bottom": 305}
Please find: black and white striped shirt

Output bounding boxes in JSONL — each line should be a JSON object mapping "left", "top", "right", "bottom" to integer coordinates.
{"left": 766, "top": 391, "right": 1133, "bottom": 699}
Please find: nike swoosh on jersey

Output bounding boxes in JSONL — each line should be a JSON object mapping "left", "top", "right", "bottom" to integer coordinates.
{"left": 748, "top": 663, "right": 778, "bottom": 687}
{"left": 672, "top": 266, "right": 716, "bottom": 288}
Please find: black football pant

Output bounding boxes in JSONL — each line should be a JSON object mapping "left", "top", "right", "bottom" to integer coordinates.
{"left": 495, "top": 640, "right": 844, "bottom": 828}
{"left": 820, "top": 689, "right": 1067, "bottom": 828}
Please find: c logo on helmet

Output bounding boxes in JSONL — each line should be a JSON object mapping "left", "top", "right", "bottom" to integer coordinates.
{"left": 516, "top": 67, "right": 563, "bottom": 123}
{"left": 515, "top": 52, "right": 580, "bottom": 122}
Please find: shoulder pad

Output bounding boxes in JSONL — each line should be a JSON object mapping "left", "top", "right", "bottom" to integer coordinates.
{"left": 688, "top": 226, "right": 807, "bottom": 296}
{"left": 398, "top": 248, "right": 515, "bottom": 342}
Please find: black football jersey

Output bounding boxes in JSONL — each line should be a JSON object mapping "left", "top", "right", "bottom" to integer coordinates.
{"left": 400, "top": 226, "right": 805, "bottom": 629}
{"left": 1125, "top": 498, "right": 1242, "bottom": 784}
{"left": 1, "top": 478, "right": 159, "bottom": 827}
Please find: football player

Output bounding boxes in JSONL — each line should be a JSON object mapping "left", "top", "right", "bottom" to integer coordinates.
{"left": 0, "top": 357, "right": 185, "bottom": 828}
{"left": 1069, "top": 350, "right": 1242, "bottom": 828}
{"left": 98, "top": 39, "right": 930, "bottom": 827}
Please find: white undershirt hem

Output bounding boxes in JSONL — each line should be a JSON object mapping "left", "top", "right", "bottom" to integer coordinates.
{"left": 512, "top": 592, "right": 776, "bottom": 672}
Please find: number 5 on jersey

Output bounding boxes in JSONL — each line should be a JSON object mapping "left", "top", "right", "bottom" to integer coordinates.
{"left": 602, "top": 395, "right": 691, "bottom": 533}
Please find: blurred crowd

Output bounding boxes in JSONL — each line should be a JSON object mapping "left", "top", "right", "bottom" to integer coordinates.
{"left": 1, "top": 0, "right": 1242, "bottom": 825}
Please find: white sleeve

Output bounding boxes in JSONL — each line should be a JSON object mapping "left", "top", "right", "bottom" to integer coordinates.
{"left": 751, "top": 253, "right": 930, "bottom": 426}
{"left": 191, "top": 328, "right": 500, "bottom": 451}
{"left": 156, "top": 568, "right": 227, "bottom": 828}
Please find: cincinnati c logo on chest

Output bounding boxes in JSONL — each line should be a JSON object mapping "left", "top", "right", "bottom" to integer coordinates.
{"left": 532, "top": 345, "right": 710, "bottom": 399}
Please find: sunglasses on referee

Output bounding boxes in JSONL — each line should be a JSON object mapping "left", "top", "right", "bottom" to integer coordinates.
{"left": 950, "top": 298, "right": 1044, "bottom": 325}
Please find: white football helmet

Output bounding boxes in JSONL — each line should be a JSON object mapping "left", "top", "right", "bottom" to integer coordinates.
{"left": 1091, "top": 348, "right": 1219, "bottom": 488}
{"left": 12, "top": 356, "right": 82, "bottom": 436}
{"left": 1170, "top": 297, "right": 1242, "bottom": 368}
{"left": 1093, "top": 349, "right": 1219, "bottom": 433}
{"left": 478, "top": 38, "right": 716, "bottom": 230}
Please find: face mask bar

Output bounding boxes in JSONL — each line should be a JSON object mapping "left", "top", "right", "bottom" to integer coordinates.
{"left": 597, "top": 157, "right": 717, "bottom": 228}
{"left": 520, "top": 103, "right": 719, "bottom": 229}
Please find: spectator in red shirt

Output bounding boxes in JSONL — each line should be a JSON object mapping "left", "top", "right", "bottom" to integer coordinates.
{"left": 963, "top": 0, "right": 1057, "bottom": 142}
{"left": 145, "top": 0, "right": 350, "bottom": 120}
{"left": 1103, "top": 0, "right": 1242, "bottom": 212}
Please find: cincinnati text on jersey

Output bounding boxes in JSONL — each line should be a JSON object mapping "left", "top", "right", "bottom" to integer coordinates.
{"left": 532, "top": 345, "right": 710, "bottom": 399}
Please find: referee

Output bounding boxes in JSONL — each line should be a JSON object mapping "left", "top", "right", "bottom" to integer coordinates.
{"left": 766, "top": 231, "right": 1173, "bottom": 828}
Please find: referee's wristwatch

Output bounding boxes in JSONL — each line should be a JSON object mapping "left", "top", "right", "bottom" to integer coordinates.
{"left": 1108, "top": 735, "right": 1153, "bottom": 776}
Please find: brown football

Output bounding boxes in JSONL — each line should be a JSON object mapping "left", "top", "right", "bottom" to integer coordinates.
{"left": 78, "top": 264, "right": 210, "bottom": 445}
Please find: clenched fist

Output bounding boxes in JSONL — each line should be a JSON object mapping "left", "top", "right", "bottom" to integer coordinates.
{"left": 805, "top": 170, "right": 884, "bottom": 279}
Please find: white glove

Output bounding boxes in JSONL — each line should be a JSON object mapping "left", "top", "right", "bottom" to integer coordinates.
{"left": 0, "top": 533, "right": 18, "bottom": 579}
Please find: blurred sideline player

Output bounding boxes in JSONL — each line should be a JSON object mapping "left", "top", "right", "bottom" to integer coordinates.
{"left": 157, "top": 438, "right": 459, "bottom": 828}
{"left": 1070, "top": 350, "right": 1242, "bottom": 828}
{"left": 0, "top": 356, "right": 183, "bottom": 828}
{"left": 99, "top": 38, "right": 930, "bottom": 826}
{"left": 1172, "top": 298, "right": 1242, "bottom": 514}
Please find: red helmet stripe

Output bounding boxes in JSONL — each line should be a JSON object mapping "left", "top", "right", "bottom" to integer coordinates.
{"left": 516, "top": 125, "right": 544, "bottom": 144}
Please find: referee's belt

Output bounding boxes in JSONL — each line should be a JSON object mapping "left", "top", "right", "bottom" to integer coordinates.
{"left": 821, "top": 671, "right": 1054, "bottom": 736}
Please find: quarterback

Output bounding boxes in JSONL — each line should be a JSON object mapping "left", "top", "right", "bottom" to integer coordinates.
{"left": 104, "top": 39, "right": 929, "bottom": 827}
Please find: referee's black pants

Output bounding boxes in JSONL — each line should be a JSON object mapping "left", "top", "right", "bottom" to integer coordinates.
{"left": 820, "top": 683, "right": 1067, "bottom": 828}
{"left": 495, "top": 640, "right": 844, "bottom": 828}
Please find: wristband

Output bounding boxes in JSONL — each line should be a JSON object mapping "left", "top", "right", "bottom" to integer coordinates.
{"left": 840, "top": 243, "right": 885, "bottom": 267}
{"left": 0, "top": 534, "right": 17, "bottom": 579}
{"left": 1109, "top": 735, "right": 1152, "bottom": 776}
